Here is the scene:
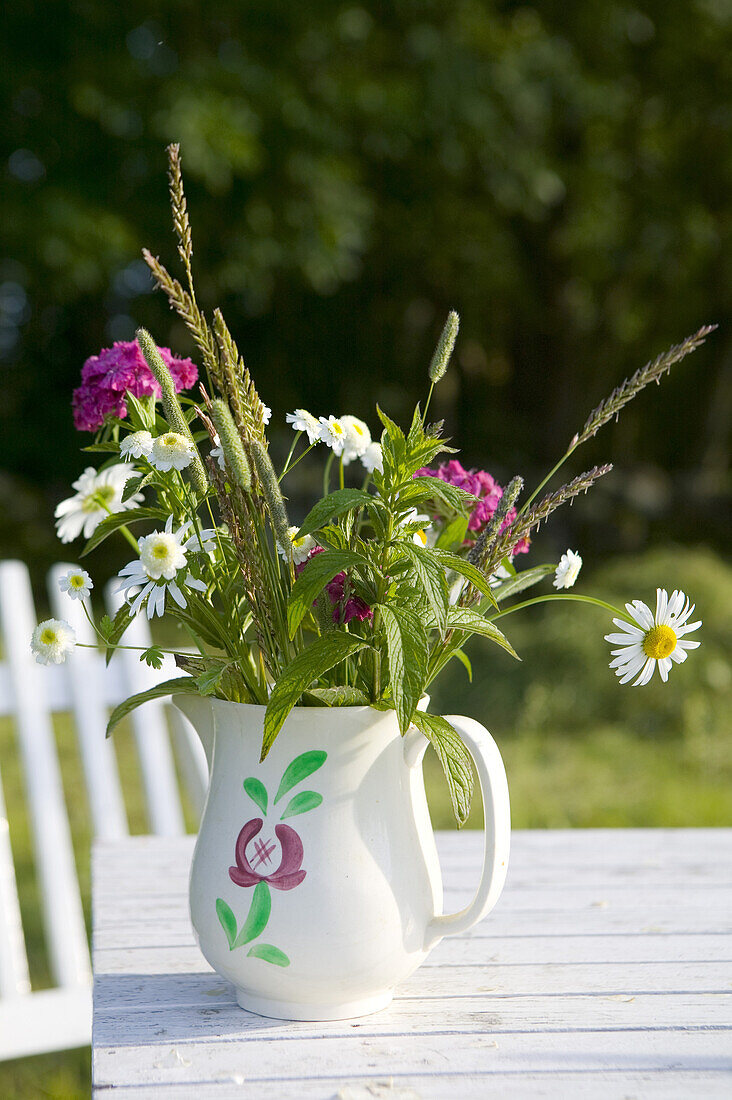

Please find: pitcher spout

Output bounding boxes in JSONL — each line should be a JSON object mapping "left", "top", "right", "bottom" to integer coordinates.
{"left": 173, "top": 693, "right": 215, "bottom": 771}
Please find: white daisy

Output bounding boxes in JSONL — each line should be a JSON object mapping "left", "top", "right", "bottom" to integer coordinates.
{"left": 554, "top": 549, "right": 583, "bottom": 590}
{"left": 58, "top": 567, "right": 93, "bottom": 601}
{"left": 340, "top": 415, "right": 372, "bottom": 465}
{"left": 605, "top": 588, "right": 702, "bottom": 687}
{"left": 115, "top": 515, "right": 212, "bottom": 619}
{"left": 150, "top": 432, "right": 195, "bottom": 472}
{"left": 30, "top": 618, "right": 76, "bottom": 665}
{"left": 55, "top": 465, "right": 143, "bottom": 543}
{"left": 361, "top": 441, "right": 383, "bottom": 474}
{"left": 277, "top": 526, "right": 317, "bottom": 566}
{"left": 318, "top": 415, "right": 347, "bottom": 456}
{"left": 120, "top": 430, "right": 153, "bottom": 461}
{"left": 210, "top": 433, "right": 226, "bottom": 472}
{"left": 286, "top": 409, "right": 321, "bottom": 445}
{"left": 261, "top": 404, "right": 272, "bottom": 426}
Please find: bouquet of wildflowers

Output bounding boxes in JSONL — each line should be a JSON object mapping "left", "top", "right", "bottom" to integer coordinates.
{"left": 32, "top": 146, "right": 708, "bottom": 824}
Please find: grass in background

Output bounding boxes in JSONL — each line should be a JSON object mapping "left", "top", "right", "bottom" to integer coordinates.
{"left": 0, "top": 546, "right": 729, "bottom": 1097}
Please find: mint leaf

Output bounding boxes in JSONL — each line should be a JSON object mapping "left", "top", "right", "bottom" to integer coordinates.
{"left": 262, "top": 632, "right": 369, "bottom": 758}
{"left": 379, "top": 604, "right": 428, "bottom": 733}
{"left": 411, "top": 710, "right": 474, "bottom": 826}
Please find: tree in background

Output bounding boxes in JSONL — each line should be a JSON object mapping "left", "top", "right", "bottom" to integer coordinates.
{"left": 1, "top": 0, "right": 729, "bottom": 576}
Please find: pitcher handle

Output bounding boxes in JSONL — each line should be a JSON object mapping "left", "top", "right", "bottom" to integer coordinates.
{"left": 421, "top": 714, "right": 511, "bottom": 951}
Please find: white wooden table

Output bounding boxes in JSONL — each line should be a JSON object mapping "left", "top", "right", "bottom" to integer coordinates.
{"left": 92, "top": 829, "right": 732, "bottom": 1097}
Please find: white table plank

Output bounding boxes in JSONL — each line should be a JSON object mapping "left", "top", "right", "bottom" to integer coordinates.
{"left": 92, "top": 830, "right": 732, "bottom": 1097}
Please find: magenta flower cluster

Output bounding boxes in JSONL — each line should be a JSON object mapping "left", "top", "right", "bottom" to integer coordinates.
{"left": 416, "top": 459, "right": 530, "bottom": 554}
{"left": 297, "top": 547, "right": 373, "bottom": 625}
{"left": 72, "top": 341, "right": 198, "bottom": 432}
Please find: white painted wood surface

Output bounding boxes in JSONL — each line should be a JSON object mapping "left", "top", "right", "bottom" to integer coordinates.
{"left": 92, "top": 829, "right": 732, "bottom": 1098}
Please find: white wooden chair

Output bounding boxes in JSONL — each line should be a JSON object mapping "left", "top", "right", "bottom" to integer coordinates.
{"left": 0, "top": 559, "right": 208, "bottom": 1061}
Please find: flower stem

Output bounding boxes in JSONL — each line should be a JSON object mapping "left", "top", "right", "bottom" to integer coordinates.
{"left": 94, "top": 493, "right": 139, "bottom": 553}
{"left": 323, "top": 451, "right": 335, "bottom": 497}
{"left": 279, "top": 441, "right": 314, "bottom": 482}
{"left": 422, "top": 382, "right": 435, "bottom": 424}
{"left": 279, "top": 432, "right": 301, "bottom": 479}
{"left": 488, "top": 592, "right": 633, "bottom": 624}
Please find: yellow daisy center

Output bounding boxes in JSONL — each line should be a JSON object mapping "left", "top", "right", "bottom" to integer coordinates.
{"left": 69, "top": 574, "right": 85, "bottom": 589}
{"left": 40, "top": 627, "right": 58, "bottom": 645}
{"left": 332, "top": 423, "right": 343, "bottom": 435}
{"left": 82, "top": 486, "right": 114, "bottom": 512}
{"left": 152, "top": 542, "right": 169, "bottom": 559}
{"left": 642, "top": 624, "right": 677, "bottom": 660}
{"left": 293, "top": 536, "right": 306, "bottom": 549}
{"left": 162, "top": 433, "right": 179, "bottom": 446}
{"left": 416, "top": 529, "right": 427, "bottom": 546}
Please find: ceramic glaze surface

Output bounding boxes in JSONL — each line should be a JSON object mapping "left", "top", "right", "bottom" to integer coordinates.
{"left": 175, "top": 697, "right": 510, "bottom": 1020}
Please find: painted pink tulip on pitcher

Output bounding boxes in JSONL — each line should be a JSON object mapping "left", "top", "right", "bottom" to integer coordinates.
{"left": 229, "top": 819, "right": 306, "bottom": 892}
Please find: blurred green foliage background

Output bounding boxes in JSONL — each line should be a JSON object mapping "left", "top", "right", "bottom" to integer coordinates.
{"left": 0, "top": 2, "right": 730, "bottom": 1094}
{"left": 1, "top": 0, "right": 730, "bottom": 577}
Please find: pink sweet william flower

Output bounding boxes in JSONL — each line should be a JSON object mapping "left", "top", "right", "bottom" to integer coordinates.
{"left": 72, "top": 341, "right": 198, "bottom": 431}
{"left": 296, "top": 547, "right": 373, "bottom": 624}
{"left": 416, "top": 459, "right": 530, "bottom": 553}
{"left": 229, "top": 818, "right": 306, "bottom": 892}
{"left": 326, "top": 573, "right": 373, "bottom": 624}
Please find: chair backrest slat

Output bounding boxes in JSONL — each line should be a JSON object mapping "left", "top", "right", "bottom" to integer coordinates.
{"left": 48, "top": 565, "right": 129, "bottom": 840}
{"left": 0, "top": 562, "right": 90, "bottom": 989}
{"left": 104, "top": 581, "right": 185, "bottom": 836}
{"left": 0, "top": 770, "right": 31, "bottom": 998}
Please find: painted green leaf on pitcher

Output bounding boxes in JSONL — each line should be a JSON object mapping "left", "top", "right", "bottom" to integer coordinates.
{"left": 274, "top": 750, "right": 327, "bottom": 804}
{"left": 215, "top": 897, "right": 237, "bottom": 949}
{"left": 248, "top": 943, "right": 290, "bottom": 967}
{"left": 243, "top": 777, "right": 268, "bottom": 815}
{"left": 232, "top": 881, "right": 271, "bottom": 949}
{"left": 280, "top": 790, "right": 323, "bottom": 820}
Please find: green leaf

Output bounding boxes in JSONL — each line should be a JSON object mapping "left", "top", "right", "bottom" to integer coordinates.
{"left": 435, "top": 514, "right": 469, "bottom": 551}
{"left": 280, "top": 791, "right": 323, "bottom": 819}
{"left": 274, "top": 750, "right": 328, "bottom": 804}
{"left": 98, "top": 613, "right": 114, "bottom": 640}
{"left": 491, "top": 563, "right": 555, "bottom": 602}
{"left": 411, "top": 711, "right": 474, "bottom": 827}
{"left": 82, "top": 442, "right": 121, "bottom": 453}
{"left": 247, "top": 943, "right": 290, "bottom": 967}
{"left": 379, "top": 604, "right": 428, "bottom": 733}
{"left": 104, "top": 602, "right": 135, "bottom": 666}
{"left": 215, "top": 898, "right": 237, "bottom": 949}
{"left": 124, "top": 390, "right": 157, "bottom": 431}
{"left": 243, "top": 778, "right": 268, "bottom": 815}
{"left": 263, "top": 631, "right": 369, "bottom": 759}
{"left": 196, "top": 662, "right": 228, "bottom": 695}
{"left": 296, "top": 489, "right": 375, "bottom": 538}
{"left": 122, "top": 470, "right": 154, "bottom": 503}
{"left": 141, "top": 645, "right": 164, "bottom": 670}
{"left": 401, "top": 476, "right": 477, "bottom": 514}
{"left": 286, "top": 549, "right": 370, "bottom": 638}
{"left": 80, "top": 507, "right": 165, "bottom": 557}
{"left": 232, "top": 881, "right": 271, "bottom": 949}
{"left": 446, "top": 608, "right": 520, "bottom": 659}
{"left": 106, "top": 676, "right": 199, "bottom": 737}
{"left": 451, "top": 647, "right": 473, "bottom": 682}
{"left": 429, "top": 548, "right": 497, "bottom": 604}
{"left": 376, "top": 405, "right": 407, "bottom": 480}
{"left": 399, "top": 543, "right": 449, "bottom": 634}
{"left": 302, "top": 685, "right": 370, "bottom": 706}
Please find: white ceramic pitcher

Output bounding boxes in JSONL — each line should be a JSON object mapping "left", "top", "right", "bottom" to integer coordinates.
{"left": 174, "top": 695, "right": 510, "bottom": 1021}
